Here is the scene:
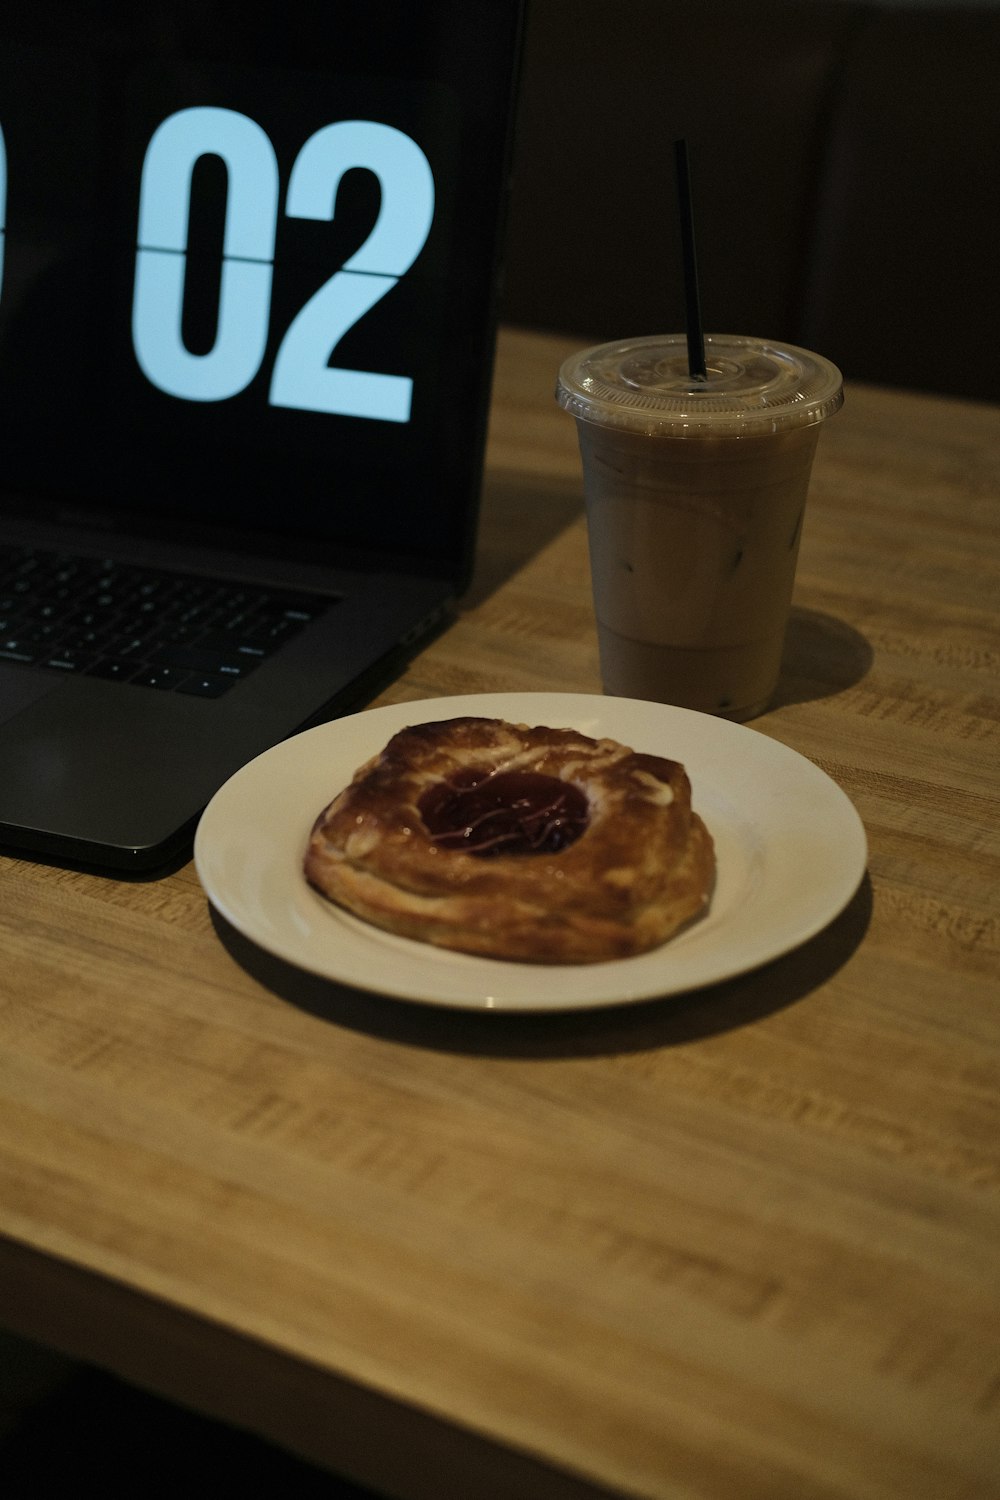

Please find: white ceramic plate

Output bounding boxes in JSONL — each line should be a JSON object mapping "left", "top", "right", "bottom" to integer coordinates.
{"left": 194, "top": 692, "right": 867, "bottom": 1013}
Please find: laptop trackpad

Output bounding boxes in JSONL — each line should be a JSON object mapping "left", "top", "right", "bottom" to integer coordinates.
{"left": 0, "top": 666, "right": 62, "bottom": 724}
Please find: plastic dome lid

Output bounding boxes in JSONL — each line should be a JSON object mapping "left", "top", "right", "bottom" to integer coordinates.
{"left": 556, "top": 333, "right": 844, "bottom": 436}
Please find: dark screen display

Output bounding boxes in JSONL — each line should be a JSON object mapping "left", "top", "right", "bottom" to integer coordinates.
{"left": 0, "top": 2, "right": 523, "bottom": 573}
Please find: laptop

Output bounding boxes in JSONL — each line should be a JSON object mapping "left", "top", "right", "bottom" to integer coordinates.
{"left": 0, "top": 1, "right": 524, "bottom": 870}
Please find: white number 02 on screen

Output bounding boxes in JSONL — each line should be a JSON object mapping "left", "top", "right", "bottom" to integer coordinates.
{"left": 131, "top": 106, "right": 435, "bottom": 424}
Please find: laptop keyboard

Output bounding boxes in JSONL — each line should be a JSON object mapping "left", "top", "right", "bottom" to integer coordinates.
{"left": 0, "top": 545, "right": 335, "bottom": 698}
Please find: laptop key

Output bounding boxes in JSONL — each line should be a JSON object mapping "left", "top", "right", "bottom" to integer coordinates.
{"left": 86, "top": 659, "right": 142, "bottom": 681}
{"left": 0, "top": 642, "right": 38, "bottom": 663}
{"left": 175, "top": 674, "right": 232, "bottom": 698}
{"left": 60, "top": 628, "right": 117, "bottom": 654}
{"left": 148, "top": 644, "right": 256, "bottom": 677}
{"left": 42, "top": 652, "right": 94, "bottom": 673}
{"left": 113, "top": 634, "right": 158, "bottom": 659}
{"left": 131, "top": 665, "right": 190, "bottom": 690}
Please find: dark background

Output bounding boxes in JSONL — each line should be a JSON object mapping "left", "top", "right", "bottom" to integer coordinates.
{"left": 500, "top": 0, "right": 1000, "bottom": 401}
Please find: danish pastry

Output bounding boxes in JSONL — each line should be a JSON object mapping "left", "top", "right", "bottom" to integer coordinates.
{"left": 304, "top": 716, "right": 714, "bottom": 964}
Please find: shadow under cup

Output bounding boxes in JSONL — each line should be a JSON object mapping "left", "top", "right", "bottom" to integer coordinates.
{"left": 557, "top": 335, "right": 844, "bottom": 721}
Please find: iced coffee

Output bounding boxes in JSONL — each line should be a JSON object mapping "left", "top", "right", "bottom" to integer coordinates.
{"left": 557, "top": 334, "right": 844, "bottom": 719}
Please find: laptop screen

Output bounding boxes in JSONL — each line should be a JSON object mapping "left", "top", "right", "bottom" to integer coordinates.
{"left": 0, "top": 2, "right": 523, "bottom": 577}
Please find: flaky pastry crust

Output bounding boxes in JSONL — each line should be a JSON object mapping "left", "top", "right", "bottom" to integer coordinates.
{"left": 304, "top": 717, "right": 714, "bottom": 964}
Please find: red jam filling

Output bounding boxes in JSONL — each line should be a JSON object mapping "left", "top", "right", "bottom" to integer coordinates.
{"left": 418, "top": 767, "right": 589, "bottom": 857}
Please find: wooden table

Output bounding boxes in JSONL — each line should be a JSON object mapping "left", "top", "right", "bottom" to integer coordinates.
{"left": 1, "top": 328, "right": 998, "bottom": 1499}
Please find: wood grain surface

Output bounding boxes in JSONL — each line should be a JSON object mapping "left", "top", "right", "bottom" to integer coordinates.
{"left": 1, "top": 328, "right": 998, "bottom": 1499}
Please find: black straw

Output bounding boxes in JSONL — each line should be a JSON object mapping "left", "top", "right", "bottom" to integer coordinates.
{"left": 674, "top": 139, "right": 707, "bottom": 382}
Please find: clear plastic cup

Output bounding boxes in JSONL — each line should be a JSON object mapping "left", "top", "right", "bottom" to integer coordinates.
{"left": 557, "top": 333, "right": 844, "bottom": 719}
